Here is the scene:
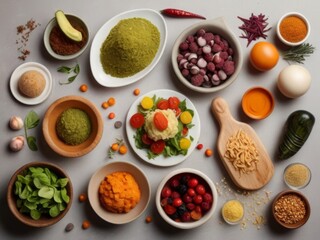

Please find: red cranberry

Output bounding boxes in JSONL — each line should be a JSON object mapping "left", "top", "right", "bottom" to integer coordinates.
{"left": 195, "top": 184, "right": 206, "bottom": 195}
{"left": 186, "top": 203, "right": 196, "bottom": 211}
{"left": 194, "top": 205, "right": 202, "bottom": 214}
{"left": 187, "top": 178, "right": 198, "bottom": 188}
{"left": 171, "top": 191, "right": 181, "bottom": 199}
{"left": 170, "top": 178, "right": 180, "bottom": 189}
{"left": 182, "top": 194, "right": 193, "bottom": 203}
{"left": 161, "top": 187, "right": 172, "bottom": 198}
{"left": 201, "top": 201, "right": 211, "bottom": 212}
{"left": 187, "top": 188, "right": 196, "bottom": 197}
{"left": 172, "top": 198, "right": 183, "bottom": 207}
{"left": 193, "top": 195, "right": 203, "bottom": 205}
{"left": 181, "top": 212, "right": 191, "bottom": 222}
{"left": 164, "top": 204, "right": 176, "bottom": 215}
{"left": 203, "top": 193, "right": 213, "bottom": 203}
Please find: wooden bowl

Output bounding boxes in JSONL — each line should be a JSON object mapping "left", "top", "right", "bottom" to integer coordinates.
{"left": 7, "top": 162, "right": 73, "bottom": 227}
{"left": 272, "top": 190, "right": 310, "bottom": 229}
{"left": 42, "top": 95, "right": 103, "bottom": 158}
{"left": 88, "top": 161, "right": 151, "bottom": 224}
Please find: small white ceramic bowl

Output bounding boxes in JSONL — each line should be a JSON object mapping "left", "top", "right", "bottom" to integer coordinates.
{"left": 172, "top": 17, "right": 243, "bottom": 93}
{"left": 44, "top": 14, "right": 90, "bottom": 60}
{"left": 156, "top": 168, "right": 218, "bottom": 229}
{"left": 88, "top": 161, "right": 151, "bottom": 224}
{"left": 277, "top": 12, "right": 310, "bottom": 46}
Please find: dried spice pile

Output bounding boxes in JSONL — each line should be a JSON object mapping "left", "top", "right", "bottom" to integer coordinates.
{"left": 238, "top": 13, "right": 271, "bottom": 47}
{"left": 215, "top": 177, "right": 272, "bottom": 230}
{"left": 16, "top": 19, "right": 40, "bottom": 60}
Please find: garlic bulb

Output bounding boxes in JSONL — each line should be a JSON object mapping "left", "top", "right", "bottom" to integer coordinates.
{"left": 10, "top": 136, "right": 25, "bottom": 152}
{"left": 9, "top": 116, "right": 24, "bottom": 130}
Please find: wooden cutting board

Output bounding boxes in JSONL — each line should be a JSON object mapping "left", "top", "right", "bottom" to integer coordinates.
{"left": 211, "top": 97, "right": 274, "bottom": 190}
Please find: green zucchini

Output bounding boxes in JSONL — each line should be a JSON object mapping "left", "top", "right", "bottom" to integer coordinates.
{"left": 278, "top": 110, "right": 315, "bottom": 160}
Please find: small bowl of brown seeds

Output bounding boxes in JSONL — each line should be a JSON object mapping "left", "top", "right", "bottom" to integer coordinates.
{"left": 272, "top": 190, "right": 310, "bottom": 229}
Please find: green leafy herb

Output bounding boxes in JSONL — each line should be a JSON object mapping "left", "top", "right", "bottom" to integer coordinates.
{"left": 282, "top": 43, "right": 315, "bottom": 64}
{"left": 57, "top": 63, "right": 80, "bottom": 85}
{"left": 24, "top": 110, "right": 40, "bottom": 151}
{"left": 14, "top": 167, "right": 70, "bottom": 220}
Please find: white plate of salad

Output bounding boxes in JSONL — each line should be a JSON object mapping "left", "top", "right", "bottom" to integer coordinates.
{"left": 126, "top": 89, "right": 200, "bottom": 167}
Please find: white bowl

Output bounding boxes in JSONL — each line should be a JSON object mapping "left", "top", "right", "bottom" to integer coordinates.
{"left": 156, "top": 168, "right": 218, "bottom": 229}
{"left": 43, "top": 14, "right": 90, "bottom": 60}
{"left": 88, "top": 161, "right": 151, "bottom": 224}
{"left": 172, "top": 17, "right": 243, "bottom": 93}
{"left": 276, "top": 12, "right": 310, "bottom": 46}
{"left": 90, "top": 8, "right": 167, "bottom": 87}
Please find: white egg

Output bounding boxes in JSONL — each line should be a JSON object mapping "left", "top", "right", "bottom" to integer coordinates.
{"left": 277, "top": 65, "right": 311, "bottom": 98}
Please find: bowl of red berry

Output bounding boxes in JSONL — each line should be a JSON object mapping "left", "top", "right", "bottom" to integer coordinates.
{"left": 156, "top": 168, "right": 218, "bottom": 229}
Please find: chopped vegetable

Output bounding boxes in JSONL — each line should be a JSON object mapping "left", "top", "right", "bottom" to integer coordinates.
{"left": 161, "top": 8, "right": 206, "bottom": 19}
{"left": 238, "top": 13, "right": 271, "bottom": 47}
{"left": 130, "top": 113, "right": 145, "bottom": 128}
{"left": 282, "top": 43, "right": 315, "bottom": 64}
{"left": 153, "top": 112, "right": 169, "bottom": 131}
{"left": 150, "top": 140, "right": 166, "bottom": 154}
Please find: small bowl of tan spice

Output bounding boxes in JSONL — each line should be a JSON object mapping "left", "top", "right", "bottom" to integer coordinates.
{"left": 88, "top": 161, "right": 151, "bottom": 224}
{"left": 44, "top": 10, "right": 89, "bottom": 60}
{"left": 283, "top": 163, "right": 311, "bottom": 189}
{"left": 277, "top": 12, "right": 310, "bottom": 46}
{"left": 272, "top": 190, "right": 310, "bottom": 229}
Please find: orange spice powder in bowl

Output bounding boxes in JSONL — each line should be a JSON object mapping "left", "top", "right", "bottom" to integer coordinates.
{"left": 277, "top": 12, "right": 310, "bottom": 46}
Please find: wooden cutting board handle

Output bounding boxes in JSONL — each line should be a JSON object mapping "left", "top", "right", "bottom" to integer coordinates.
{"left": 211, "top": 97, "right": 274, "bottom": 190}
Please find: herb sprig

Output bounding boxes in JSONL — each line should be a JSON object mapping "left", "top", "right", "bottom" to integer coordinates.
{"left": 282, "top": 43, "right": 315, "bottom": 64}
{"left": 57, "top": 64, "right": 80, "bottom": 85}
{"left": 24, "top": 110, "right": 40, "bottom": 151}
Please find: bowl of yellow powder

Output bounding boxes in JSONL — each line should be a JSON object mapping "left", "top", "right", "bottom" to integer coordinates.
{"left": 221, "top": 199, "right": 244, "bottom": 225}
{"left": 88, "top": 161, "right": 151, "bottom": 224}
{"left": 42, "top": 95, "right": 103, "bottom": 158}
{"left": 90, "top": 8, "right": 167, "bottom": 87}
{"left": 283, "top": 163, "right": 311, "bottom": 190}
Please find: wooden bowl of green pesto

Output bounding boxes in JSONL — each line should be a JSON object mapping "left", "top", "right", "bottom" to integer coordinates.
{"left": 42, "top": 95, "right": 103, "bottom": 157}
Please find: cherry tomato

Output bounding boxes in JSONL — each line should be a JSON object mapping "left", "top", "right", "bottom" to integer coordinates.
{"left": 168, "top": 96, "right": 180, "bottom": 109}
{"left": 130, "top": 113, "right": 145, "bottom": 128}
{"left": 250, "top": 41, "right": 279, "bottom": 71}
{"left": 150, "top": 140, "right": 165, "bottom": 154}
{"left": 172, "top": 198, "right": 183, "bottom": 207}
{"left": 161, "top": 187, "right": 172, "bottom": 198}
{"left": 193, "top": 195, "right": 203, "bottom": 204}
{"left": 153, "top": 112, "right": 168, "bottom": 131}
{"left": 181, "top": 126, "right": 188, "bottom": 136}
{"left": 187, "top": 178, "right": 199, "bottom": 188}
{"left": 157, "top": 99, "right": 169, "bottom": 110}
{"left": 141, "top": 133, "right": 153, "bottom": 145}
{"left": 195, "top": 184, "right": 206, "bottom": 195}
{"left": 175, "top": 108, "right": 182, "bottom": 117}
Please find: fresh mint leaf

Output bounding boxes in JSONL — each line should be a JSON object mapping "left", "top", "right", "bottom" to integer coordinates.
{"left": 57, "top": 66, "right": 72, "bottom": 73}
{"left": 58, "top": 63, "right": 80, "bottom": 85}
{"left": 24, "top": 110, "right": 40, "bottom": 129}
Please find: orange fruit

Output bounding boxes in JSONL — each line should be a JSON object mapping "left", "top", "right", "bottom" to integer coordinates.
{"left": 250, "top": 41, "right": 279, "bottom": 71}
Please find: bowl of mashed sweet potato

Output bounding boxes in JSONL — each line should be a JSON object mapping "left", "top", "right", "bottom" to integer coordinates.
{"left": 88, "top": 161, "right": 151, "bottom": 224}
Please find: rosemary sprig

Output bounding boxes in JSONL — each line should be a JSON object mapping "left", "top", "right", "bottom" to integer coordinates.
{"left": 282, "top": 43, "right": 315, "bottom": 64}
{"left": 57, "top": 63, "right": 80, "bottom": 85}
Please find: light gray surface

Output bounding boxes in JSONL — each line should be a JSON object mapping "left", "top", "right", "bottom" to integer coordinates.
{"left": 0, "top": 0, "right": 319, "bottom": 239}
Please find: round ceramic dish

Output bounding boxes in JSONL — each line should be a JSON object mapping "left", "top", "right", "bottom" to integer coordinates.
{"left": 276, "top": 12, "right": 310, "bottom": 46}
{"left": 172, "top": 17, "right": 243, "bottom": 93}
{"left": 7, "top": 161, "right": 73, "bottom": 228}
{"left": 43, "top": 14, "right": 90, "bottom": 60}
{"left": 283, "top": 163, "right": 311, "bottom": 190}
{"left": 10, "top": 62, "right": 53, "bottom": 105}
{"left": 221, "top": 199, "right": 244, "bottom": 225}
{"left": 42, "top": 95, "right": 103, "bottom": 158}
{"left": 155, "top": 168, "right": 218, "bottom": 229}
{"left": 241, "top": 86, "right": 275, "bottom": 120}
{"left": 126, "top": 89, "right": 200, "bottom": 167}
{"left": 272, "top": 190, "right": 310, "bottom": 229}
{"left": 90, "top": 8, "right": 167, "bottom": 87}
{"left": 88, "top": 161, "right": 151, "bottom": 224}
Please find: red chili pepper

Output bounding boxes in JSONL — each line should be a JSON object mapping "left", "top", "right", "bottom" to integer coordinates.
{"left": 161, "top": 8, "right": 206, "bottom": 20}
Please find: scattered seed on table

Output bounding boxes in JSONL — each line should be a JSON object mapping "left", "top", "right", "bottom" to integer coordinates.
{"left": 133, "top": 88, "right": 140, "bottom": 96}
{"left": 114, "top": 121, "right": 122, "bottom": 129}
{"left": 65, "top": 223, "right": 74, "bottom": 232}
{"left": 82, "top": 220, "right": 91, "bottom": 229}
{"left": 107, "top": 97, "right": 116, "bottom": 106}
{"left": 79, "top": 84, "right": 88, "bottom": 92}
{"left": 79, "top": 193, "right": 87, "bottom": 202}
{"left": 108, "top": 112, "right": 115, "bottom": 119}
{"left": 102, "top": 101, "right": 109, "bottom": 109}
